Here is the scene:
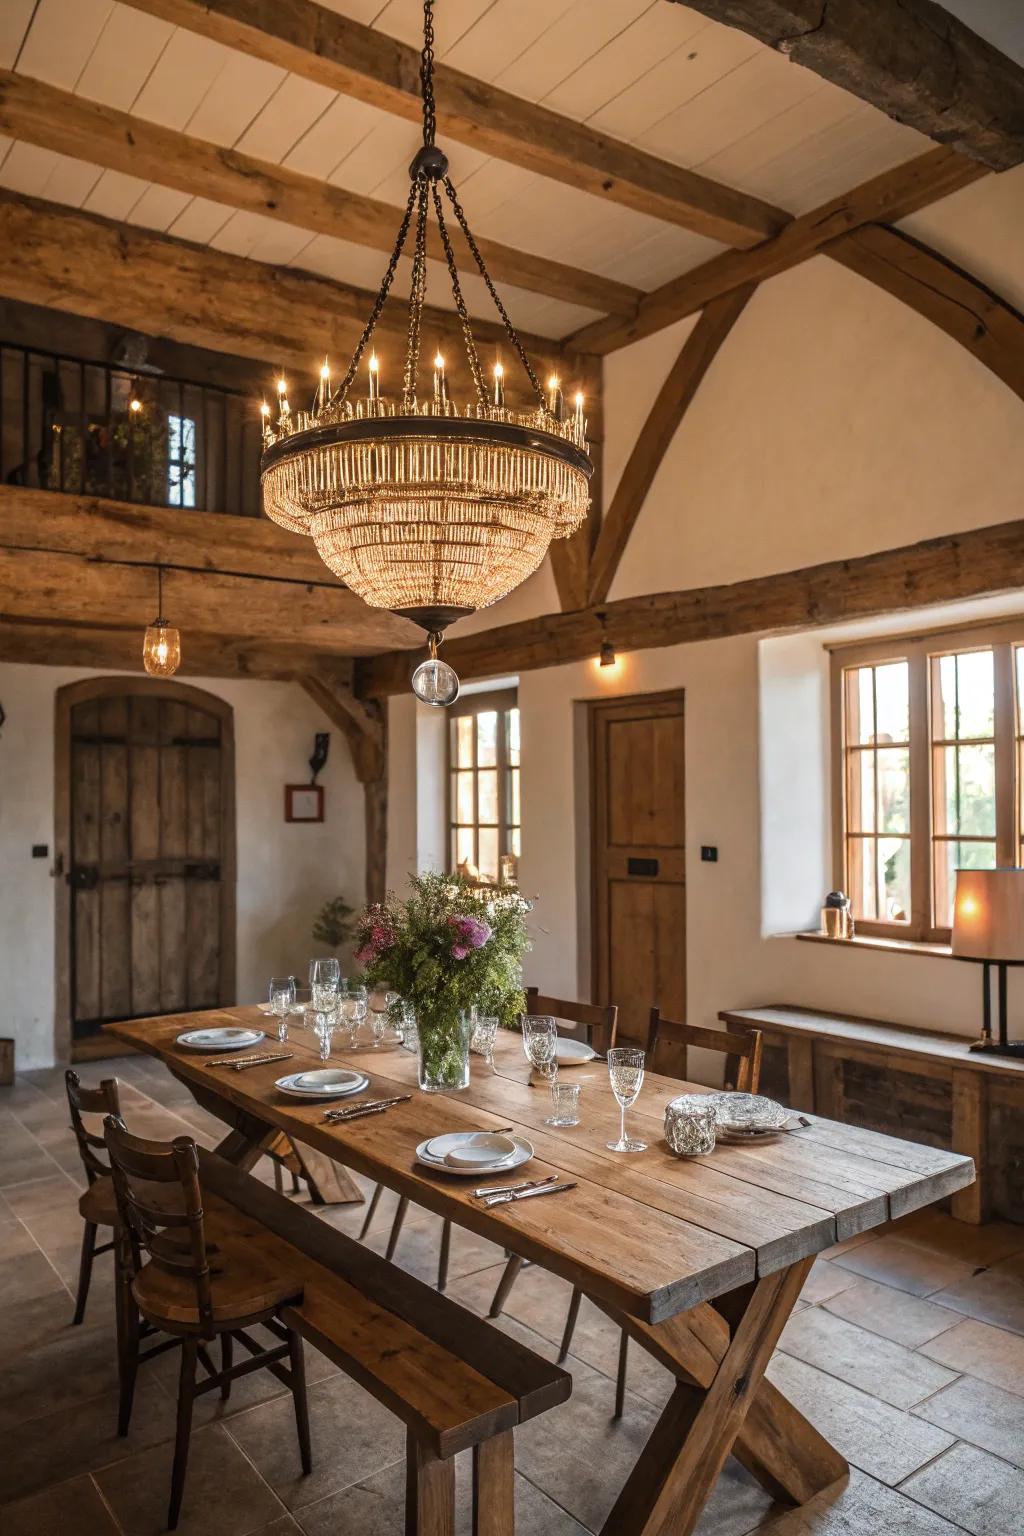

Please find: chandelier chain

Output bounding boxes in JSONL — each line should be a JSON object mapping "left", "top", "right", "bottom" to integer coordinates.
{"left": 403, "top": 179, "right": 431, "bottom": 406}
{"left": 334, "top": 177, "right": 419, "bottom": 404}
{"left": 430, "top": 180, "right": 487, "bottom": 404}
{"left": 442, "top": 177, "right": 546, "bottom": 406}
{"left": 420, "top": 0, "right": 437, "bottom": 148}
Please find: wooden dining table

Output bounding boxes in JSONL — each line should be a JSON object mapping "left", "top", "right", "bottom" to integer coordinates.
{"left": 106, "top": 1005, "right": 975, "bottom": 1536}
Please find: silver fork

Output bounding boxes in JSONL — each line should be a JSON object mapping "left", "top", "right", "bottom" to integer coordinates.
{"left": 471, "top": 1174, "right": 557, "bottom": 1199}
{"left": 484, "top": 1181, "right": 577, "bottom": 1207}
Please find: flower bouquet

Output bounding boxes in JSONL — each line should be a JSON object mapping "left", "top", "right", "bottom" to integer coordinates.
{"left": 354, "top": 872, "right": 531, "bottom": 1091}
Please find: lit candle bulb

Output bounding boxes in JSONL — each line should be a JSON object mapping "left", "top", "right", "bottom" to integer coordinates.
{"left": 574, "top": 389, "right": 585, "bottom": 430}
{"left": 260, "top": 399, "right": 271, "bottom": 443}
{"left": 547, "top": 373, "right": 563, "bottom": 422}
{"left": 317, "top": 357, "right": 331, "bottom": 413}
{"left": 368, "top": 351, "right": 380, "bottom": 404}
{"left": 433, "top": 352, "right": 448, "bottom": 409}
{"left": 493, "top": 361, "right": 504, "bottom": 408}
{"left": 276, "top": 375, "right": 290, "bottom": 420}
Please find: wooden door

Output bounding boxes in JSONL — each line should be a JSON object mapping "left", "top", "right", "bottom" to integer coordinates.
{"left": 590, "top": 691, "right": 686, "bottom": 1051}
{"left": 58, "top": 680, "right": 236, "bottom": 1057}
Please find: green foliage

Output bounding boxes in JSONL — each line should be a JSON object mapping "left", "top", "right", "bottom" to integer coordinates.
{"left": 312, "top": 895, "right": 356, "bottom": 950}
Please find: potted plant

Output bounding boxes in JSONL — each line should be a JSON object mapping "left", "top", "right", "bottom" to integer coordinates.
{"left": 312, "top": 895, "right": 355, "bottom": 951}
{"left": 354, "top": 872, "right": 531, "bottom": 1092}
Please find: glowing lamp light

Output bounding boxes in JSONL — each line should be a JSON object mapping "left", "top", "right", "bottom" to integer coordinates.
{"left": 599, "top": 638, "right": 616, "bottom": 668}
{"left": 142, "top": 568, "right": 181, "bottom": 678}
{"left": 129, "top": 397, "right": 143, "bottom": 414}
{"left": 952, "top": 867, "right": 1024, "bottom": 1057}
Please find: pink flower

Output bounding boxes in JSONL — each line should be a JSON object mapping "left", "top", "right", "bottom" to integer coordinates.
{"left": 451, "top": 944, "right": 469, "bottom": 960}
{"left": 448, "top": 915, "right": 491, "bottom": 953}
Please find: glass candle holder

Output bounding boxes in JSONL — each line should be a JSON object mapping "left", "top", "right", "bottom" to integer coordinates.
{"left": 664, "top": 1094, "right": 716, "bottom": 1157}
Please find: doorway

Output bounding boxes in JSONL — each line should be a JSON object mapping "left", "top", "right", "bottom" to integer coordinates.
{"left": 589, "top": 690, "right": 686, "bottom": 1051}
{"left": 55, "top": 678, "right": 237, "bottom": 1061}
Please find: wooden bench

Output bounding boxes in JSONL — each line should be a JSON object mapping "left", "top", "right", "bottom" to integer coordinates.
{"left": 196, "top": 1148, "right": 571, "bottom": 1533}
{"left": 719, "top": 1005, "right": 1024, "bottom": 1226}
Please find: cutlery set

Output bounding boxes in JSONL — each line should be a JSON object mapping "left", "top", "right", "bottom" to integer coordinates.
{"left": 322, "top": 1094, "right": 412, "bottom": 1124}
{"left": 206, "top": 1052, "right": 294, "bottom": 1070}
{"left": 469, "top": 1173, "right": 576, "bottom": 1206}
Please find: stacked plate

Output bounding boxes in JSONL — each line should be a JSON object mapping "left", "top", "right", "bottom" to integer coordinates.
{"left": 275, "top": 1067, "right": 369, "bottom": 1100}
{"left": 415, "top": 1130, "right": 534, "bottom": 1177}
{"left": 177, "top": 1026, "right": 265, "bottom": 1051}
{"left": 555, "top": 1038, "right": 597, "bottom": 1066}
{"left": 707, "top": 1091, "right": 791, "bottom": 1142}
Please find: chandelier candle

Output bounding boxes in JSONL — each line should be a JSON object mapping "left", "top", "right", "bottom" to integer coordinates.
{"left": 259, "top": 0, "right": 593, "bottom": 704}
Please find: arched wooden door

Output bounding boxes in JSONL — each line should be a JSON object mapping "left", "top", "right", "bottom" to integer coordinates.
{"left": 55, "top": 678, "right": 236, "bottom": 1060}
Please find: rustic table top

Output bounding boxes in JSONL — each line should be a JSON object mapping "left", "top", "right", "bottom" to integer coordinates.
{"left": 106, "top": 1007, "right": 974, "bottom": 1325}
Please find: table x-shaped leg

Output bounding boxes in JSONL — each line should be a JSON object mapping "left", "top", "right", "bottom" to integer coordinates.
{"left": 600, "top": 1257, "right": 848, "bottom": 1536}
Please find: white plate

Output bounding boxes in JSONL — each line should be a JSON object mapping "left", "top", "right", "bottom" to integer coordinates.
{"left": 177, "top": 1027, "right": 265, "bottom": 1051}
{"left": 425, "top": 1131, "right": 518, "bottom": 1169}
{"left": 256, "top": 1002, "right": 276, "bottom": 1015}
{"left": 415, "top": 1134, "right": 534, "bottom": 1177}
{"left": 275, "top": 1069, "right": 369, "bottom": 1100}
{"left": 555, "top": 1038, "right": 597, "bottom": 1065}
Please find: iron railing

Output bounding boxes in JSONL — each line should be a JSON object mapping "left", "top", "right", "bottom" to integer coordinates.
{"left": 0, "top": 341, "right": 263, "bottom": 515}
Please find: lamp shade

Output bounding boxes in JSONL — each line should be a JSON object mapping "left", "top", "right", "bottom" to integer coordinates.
{"left": 951, "top": 868, "right": 1024, "bottom": 961}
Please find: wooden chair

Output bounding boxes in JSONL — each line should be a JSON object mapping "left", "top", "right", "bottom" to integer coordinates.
{"left": 487, "top": 990, "right": 619, "bottom": 1322}
{"left": 103, "top": 1116, "right": 313, "bottom": 1531}
{"left": 65, "top": 1068, "right": 121, "bottom": 1326}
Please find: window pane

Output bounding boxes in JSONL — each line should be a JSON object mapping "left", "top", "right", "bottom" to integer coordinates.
{"left": 508, "top": 707, "right": 520, "bottom": 766}
{"left": 846, "top": 667, "right": 876, "bottom": 745}
{"left": 936, "top": 744, "right": 995, "bottom": 837}
{"left": 510, "top": 826, "right": 521, "bottom": 857}
{"left": 509, "top": 766, "right": 520, "bottom": 825}
{"left": 877, "top": 748, "right": 909, "bottom": 833}
{"left": 874, "top": 662, "right": 909, "bottom": 743}
{"left": 477, "top": 768, "right": 498, "bottom": 824}
{"left": 847, "top": 751, "right": 875, "bottom": 833}
{"left": 878, "top": 837, "right": 911, "bottom": 923}
{"left": 935, "top": 650, "right": 994, "bottom": 741}
{"left": 934, "top": 839, "right": 996, "bottom": 928}
{"left": 478, "top": 828, "right": 499, "bottom": 884}
{"left": 456, "top": 825, "right": 475, "bottom": 868}
{"left": 455, "top": 715, "right": 473, "bottom": 767}
{"left": 476, "top": 711, "right": 498, "bottom": 767}
{"left": 847, "top": 838, "right": 876, "bottom": 919}
{"left": 456, "top": 771, "right": 474, "bottom": 823}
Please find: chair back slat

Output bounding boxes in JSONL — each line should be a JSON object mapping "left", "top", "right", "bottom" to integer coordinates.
{"left": 646, "top": 1009, "right": 762, "bottom": 1092}
{"left": 103, "top": 1115, "right": 215, "bottom": 1330}
{"left": 65, "top": 1069, "right": 120, "bottom": 1183}
{"left": 525, "top": 989, "right": 618, "bottom": 1053}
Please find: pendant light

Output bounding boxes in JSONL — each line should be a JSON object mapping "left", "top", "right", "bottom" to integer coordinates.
{"left": 142, "top": 566, "right": 181, "bottom": 677}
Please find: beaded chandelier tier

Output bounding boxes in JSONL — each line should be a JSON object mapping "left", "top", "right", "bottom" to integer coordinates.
{"left": 260, "top": 0, "right": 592, "bottom": 702}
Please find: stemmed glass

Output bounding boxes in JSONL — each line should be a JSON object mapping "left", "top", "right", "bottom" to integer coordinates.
{"left": 607, "top": 1046, "right": 647, "bottom": 1153}
{"left": 310, "top": 957, "right": 340, "bottom": 1013}
{"left": 470, "top": 1014, "right": 499, "bottom": 1070}
{"left": 522, "top": 1014, "right": 558, "bottom": 1093}
{"left": 311, "top": 1009, "right": 336, "bottom": 1063}
{"left": 268, "top": 976, "right": 296, "bottom": 1042}
{"left": 342, "top": 983, "right": 368, "bottom": 1045}
{"left": 368, "top": 988, "right": 398, "bottom": 1047}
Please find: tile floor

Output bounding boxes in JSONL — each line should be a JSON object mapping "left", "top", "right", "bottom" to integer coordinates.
{"left": 3, "top": 1054, "right": 1024, "bottom": 1535}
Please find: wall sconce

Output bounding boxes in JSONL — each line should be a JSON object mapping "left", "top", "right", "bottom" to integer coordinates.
{"left": 594, "top": 612, "right": 620, "bottom": 673}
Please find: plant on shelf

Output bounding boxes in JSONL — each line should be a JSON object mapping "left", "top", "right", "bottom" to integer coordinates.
{"left": 354, "top": 872, "right": 531, "bottom": 1092}
{"left": 312, "top": 895, "right": 355, "bottom": 950}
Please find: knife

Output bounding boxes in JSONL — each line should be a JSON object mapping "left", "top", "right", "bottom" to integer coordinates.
{"left": 484, "top": 1180, "right": 577, "bottom": 1207}
{"left": 324, "top": 1094, "right": 411, "bottom": 1119}
{"left": 471, "top": 1173, "right": 556, "bottom": 1199}
{"left": 322, "top": 1095, "right": 412, "bottom": 1124}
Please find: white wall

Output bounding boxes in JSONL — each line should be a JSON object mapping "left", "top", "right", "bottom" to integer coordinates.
{"left": 0, "top": 664, "right": 365, "bottom": 1069}
{"left": 385, "top": 167, "right": 1024, "bottom": 1043}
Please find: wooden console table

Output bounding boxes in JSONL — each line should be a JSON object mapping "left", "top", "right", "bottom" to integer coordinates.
{"left": 720, "top": 1005, "right": 1024, "bottom": 1226}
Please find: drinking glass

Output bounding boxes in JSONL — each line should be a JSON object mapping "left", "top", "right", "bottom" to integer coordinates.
{"left": 342, "top": 984, "right": 368, "bottom": 1044}
{"left": 470, "top": 1014, "right": 499, "bottom": 1069}
{"left": 395, "top": 1001, "right": 418, "bottom": 1051}
{"left": 310, "top": 957, "right": 340, "bottom": 1012}
{"left": 522, "top": 1015, "right": 558, "bottom": 1088}
{"left": 311, "top": 1009, "right": 335, "bottom": 1062}
{"left": 607, "top": 1046, "right": 647, "bottom": 1152}
{"left": 368, "top": 988, "right": 398, "bottom": 1047}
{"left": 268, "top": 976, "right": 296, "bottom": 1042}
{"left": 548, "top": 1081, "right": 581, "bottom": 1127}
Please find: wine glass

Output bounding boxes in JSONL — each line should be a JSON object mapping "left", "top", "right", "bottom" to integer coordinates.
{"left": 368, "top": 987, "right": 398, "bottom": 1047}
{"left": 395, "top": 1001, "right": 417, "bottom": 1051}
{"left": 343, "top": 984, "right": 368, "bottom": 1044}
{"left": 268, "top": 976, "right": 296, "bottom": 1042}
{"left": 607, "top": 1046, "right": 647, "bottom": 1153}
{"left": 311, "top": 1009, "right": 335, "bottom": 1063}
{"left": 470, "top": 1014, "right": 499, "bottom": 1070}
{"left": 310, "top": 957, "right": 340, "bottom": 1013}
{"left": 522, "top": 1015, "right": 558, "bottom": 1090}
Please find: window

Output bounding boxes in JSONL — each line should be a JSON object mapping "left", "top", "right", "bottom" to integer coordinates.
{"left": 168, "top": 414, "right": 196, "bottom": 507}
{"left": 448, "top": 690, "right": 520, "bottom": 885}
{"left": 833, "top": 623, "right": 1021, "bottom": 940}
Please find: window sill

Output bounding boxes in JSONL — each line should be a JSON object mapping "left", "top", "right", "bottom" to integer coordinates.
{"left": 795, "top": 931, "right": 954, "bottom": 960}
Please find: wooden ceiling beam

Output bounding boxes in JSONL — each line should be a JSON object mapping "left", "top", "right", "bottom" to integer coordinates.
{"left": 0, "top": 620, "right": 337, "bottom": 680}
{"left": 120, "top": 0, "right": 789, "bottom": 248}
{"left": 588, "top": 286, "right": 755, "bottom": 606}
{"left": 0, "top": 68, "right": 640, "bottom": 320}
{"left": 670, "top": 0, "right": 1024, "bottom": 171}
{"left": 570, "top": 147, "right": 986, "bottom": 354}
{"left": 356, "top": 515, "right": 1024, "bottom": 698}
{"left": 0, "top": 191, "right": 586, "bottom": 400}
{"left": 827, "top": 225, "right": 1024, "bottom": 404}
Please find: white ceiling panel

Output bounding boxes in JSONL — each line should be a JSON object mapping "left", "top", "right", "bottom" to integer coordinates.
{"left": 0, "top": 0, "right": 40, "bottom": 69}
{"left": 184, "top": 54, "right": 287, "bottom": 148}
{"left": 129, "top": 28, "right": 233, "bottom": 130}
{"left": 590, "top": 23, "right": 760, "bottom": 144}
{"left": 355, "top": 0, "right": 498, "bottom": 52}
{"left": 16, "top": 0, "right": 114, "bottom": 90}
{"left": 543, "top": 3, "right": 705, "bottom": 123}
{"left": 38, "top": 152, "right": 105, "bottom": 209}
{"left": 0, "top": 141, "right": 60, "bottom": 196}
{"left": 697, "top": 84, "right": 857, "bottom": 189}
{"left": 494, "top": 0, "right": 653, "bottom": 105}
{"left": 83, "top": 168, "right": 152, "bottom": 221}
{"left": 125, "top": 183, "right": 193, "bottom": 232}
{"left": 76, "top": 6, "right": 173, "bottom": 111}
{"left": 284, "top": 93, "right": 381, "bottom": 179}
{"left": 235, "top": 75, "right": 339, "bottom": 164}
{"left": 209, "top": 210, "right": 316, "bottom": 267}
{"left": 443, "top": 0, "right": 578, "bottom": 85}
{"left": 166, "top": 196, "right": 236, "bottom": 246}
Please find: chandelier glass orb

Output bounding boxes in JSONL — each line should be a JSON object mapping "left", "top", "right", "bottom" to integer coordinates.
{"left": 260, "top": 0, "right": 592, "bottom": 701}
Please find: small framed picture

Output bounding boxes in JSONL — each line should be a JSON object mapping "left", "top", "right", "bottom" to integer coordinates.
{"left": 285, "top": 784, "right": 324, "bottom": 823}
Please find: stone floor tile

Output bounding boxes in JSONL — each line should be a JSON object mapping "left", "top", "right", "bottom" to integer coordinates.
{"left": 894, "top": 1209, "right": 1024, "bottom": 1269}
{"left": 0, "top": 1211, "right": 39, "bottom": 1259}
{"left": 363, "top": 1206, "right": 506, "bottom": 1289}
{"left": 927, "top": 1267, "right": 1024, "bottom": 1335}
{"left": 753, "top": 1464, "right": 963, "bottom": 1534}
{"left": 0, "top": 1473, "right": 123, "bottom": 1536}
{"left": 798, "top": 1259, "right": 862, "bottom": 1306}
{"left": 765, "top": 1353, "right": 955, "bottom": 1487}
{"left": 3, "top": 1172, "right": 89, "bottom": 1253}
{"left": 0, "top": 1246, "right": 67, "bottom": 1307}
{"left": 96, "top": 1421, "right": 286, "bottom": 1536}
{"left": 901, "top": 1441, "right": 1024, "bottom": 1536}
{"left": 817, "top": 1225, "right": 893, "bottom": 1262}
{"left": 0, "top": 1287, "right": 79, "bottom": 1356}
{"left": 820, "top": 1276, "right": 961, "bottom": 1349}
{"left": 0, "top": 1317, "right": 122, "bottom": 1429}
{"left": 147, "top": 1331, "right": 339, "bottom": 1427}
{"left": 225, "top": 1370, "right": 405, "bottom": 1511}
{"left": 777, "top": 1307, "right": 958, "bottom": 1409}
{"left": 0, "top": 1137, "right": 63, "bottom": 1188}
{"left": 831, "top": 1235, "right": 976, "bottom": 1298}
{"left": 913, "top": 1374, "right": 1024, "bottom": 1468}
{"left": 920, "top": 1317, "right": 1024, "bottom": 1396}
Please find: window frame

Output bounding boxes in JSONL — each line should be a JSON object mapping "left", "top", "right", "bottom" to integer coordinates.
{"left": 830, "top": 618, "right": 1021, "bottom": 943}
{"left": 446, "top": 687, "right": 520, "bottom": 886}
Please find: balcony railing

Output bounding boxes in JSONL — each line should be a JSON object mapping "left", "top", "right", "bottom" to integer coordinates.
{"left": 0, "top": 342, "right": 263, "bottom": 515}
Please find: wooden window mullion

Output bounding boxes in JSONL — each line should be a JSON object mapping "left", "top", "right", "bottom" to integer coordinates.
{"left": 994, "top": 642, "right": 1016, "bottom": 867}
{"left": 908, "top": 646, "right": 930, "bottom": 940}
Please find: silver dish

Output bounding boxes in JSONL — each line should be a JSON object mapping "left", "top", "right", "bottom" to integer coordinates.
{"left": 707, "top": 1091, "right": 790, "bottom": 1133}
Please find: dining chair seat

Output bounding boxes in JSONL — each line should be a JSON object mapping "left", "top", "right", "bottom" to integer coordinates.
{"left": 78, "top": 1174, "right": 118, "bottom": 1226}
{"left": 132, "top": 1227, "right": 305, "bottom": 1330}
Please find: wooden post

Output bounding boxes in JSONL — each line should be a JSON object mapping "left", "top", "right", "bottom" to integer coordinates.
{"left": 951, "top": 1067, "right": 989, "bottom": 1224}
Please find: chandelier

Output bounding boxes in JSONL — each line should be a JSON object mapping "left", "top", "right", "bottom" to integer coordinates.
{"left": 260, "top": 0, "right": 593, "bottom": 704}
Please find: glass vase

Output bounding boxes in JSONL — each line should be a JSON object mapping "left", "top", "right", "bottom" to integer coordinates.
{"left": 416, "top": 1006, "right": 470, "bottom": 1093}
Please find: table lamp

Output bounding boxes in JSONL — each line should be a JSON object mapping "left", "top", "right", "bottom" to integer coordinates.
{"left": 951, "top": 867, "right": 1024, "bottom": 1057}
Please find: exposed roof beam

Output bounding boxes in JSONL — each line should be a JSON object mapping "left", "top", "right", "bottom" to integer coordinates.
{"left": 0, "top": 192, "right": 585, "bottom": 400}
{"left": 0, "top": 68, "right": 640, "bottom": 320}
{"left": 0, "top": 619, "right": 341, "bottom": 680}
{"left": 827, "top": 225, "right": 1024, "bottom": 404}
{"left": 669, "top": 0, "right": 1024, "bottom": 171}
{"left": 120, "top": 0, "right": 789, "bottom": 248}
{"left": 570, "top": 147, "right": 987, "bottom": 353}
{"left": 588, "top": 286, "right": 755, "bottom": 605}
{"left": 356, "top": 515, "right": 1024, "bottom": 698}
